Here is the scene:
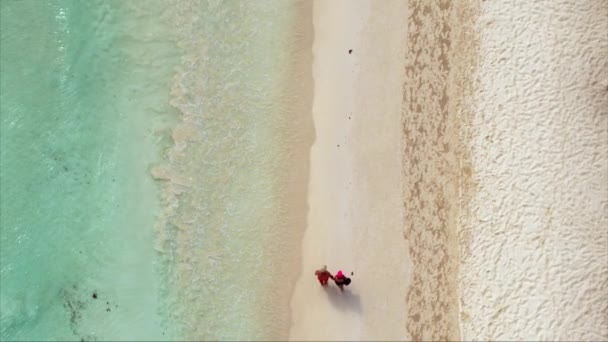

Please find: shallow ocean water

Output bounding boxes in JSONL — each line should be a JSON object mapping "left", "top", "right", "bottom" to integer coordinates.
{"left": 1, "top": 1, "right": 178, "bottom": 340}
{"left": 1, "top": 0, "right": 302, "bottom": 340}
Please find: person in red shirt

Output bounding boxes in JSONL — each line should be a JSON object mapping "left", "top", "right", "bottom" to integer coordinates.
{"left": 314, "top": 265, "right": 333, "bottom": 286}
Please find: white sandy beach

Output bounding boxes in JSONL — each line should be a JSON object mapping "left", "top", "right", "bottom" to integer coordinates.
{"left": 287, "top": 0, "right": 607, "bottom": 341}
{"left": 288, "top": 1, "right": 410, "bottom": 340}
{"left": 458, "top": 0, "right": 608, "bottom": 340}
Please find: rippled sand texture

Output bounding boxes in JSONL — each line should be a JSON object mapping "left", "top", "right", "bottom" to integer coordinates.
{"left": 458, "top": 0, "right": 608, "bottom": 340}
{"left": 402, "top": 0, "right": 478, "bottom": 340}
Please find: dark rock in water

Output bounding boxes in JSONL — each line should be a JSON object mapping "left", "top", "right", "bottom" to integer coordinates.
{"left": 61, "top": 287, "right": 86, "bottom": 336}
{"left": 106, "top": 308, "right": 111, "bottom": 312}
{"left": 92, "top": 292, "right": 97, "bottom": 299}
{"left": 80, "top": 334, "right": 98, "bottom": 342}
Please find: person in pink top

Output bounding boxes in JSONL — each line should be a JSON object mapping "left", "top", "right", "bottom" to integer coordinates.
{"left": 333, "top": 270, "right": 352, "bottom": 291}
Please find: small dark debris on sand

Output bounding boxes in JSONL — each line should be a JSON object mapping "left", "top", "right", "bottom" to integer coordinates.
{"left": 348, "top": 49, "right": 353, "bottom": 54}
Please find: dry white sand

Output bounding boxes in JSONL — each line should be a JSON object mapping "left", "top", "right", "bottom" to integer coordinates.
{"left": 288, "top": 0, "right": 410, "bottom": 340}
{"left": 288, "top": 0, "right": 607, "bottom": 340}
{"left": 458, "top": 0, "right": 608, "bottom": 340}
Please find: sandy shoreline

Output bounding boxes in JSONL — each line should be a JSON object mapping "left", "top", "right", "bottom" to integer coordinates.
{"left": 272, "top": 0, "right": 315, "bottom": 339}
{"left": 288, "top": 1, "right": 410, "bottom": 340}
{"left": 287, "top": 0, "right": 607, "bottom": 340}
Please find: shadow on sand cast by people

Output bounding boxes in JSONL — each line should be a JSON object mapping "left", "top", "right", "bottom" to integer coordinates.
{"left": 323, "top": 285, "right": 362, "bottom": 313}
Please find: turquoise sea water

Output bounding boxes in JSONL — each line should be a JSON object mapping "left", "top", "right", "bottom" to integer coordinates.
{"left": 1, "top": 1, "right": 304, "bottom": 341}
{"left": 156, "top": 1, "right": 304, "bottom": 340}
{"left": 1, "top": 1, "right": 179, "bottom": 340}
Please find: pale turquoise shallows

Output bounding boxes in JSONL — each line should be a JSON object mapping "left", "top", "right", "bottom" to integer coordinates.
{"left": 1, "top": 1, "right": 179, "bottom": 340}
{"left": 156, "top": 1, "right": 302, "bottom": 340}
{"left": 1, "top": 0, "right": 303, "bottom": 340}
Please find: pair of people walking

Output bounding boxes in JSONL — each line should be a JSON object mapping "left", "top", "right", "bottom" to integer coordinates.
{"left": 314, "top": 265, "right": 352, "bottom": 291}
